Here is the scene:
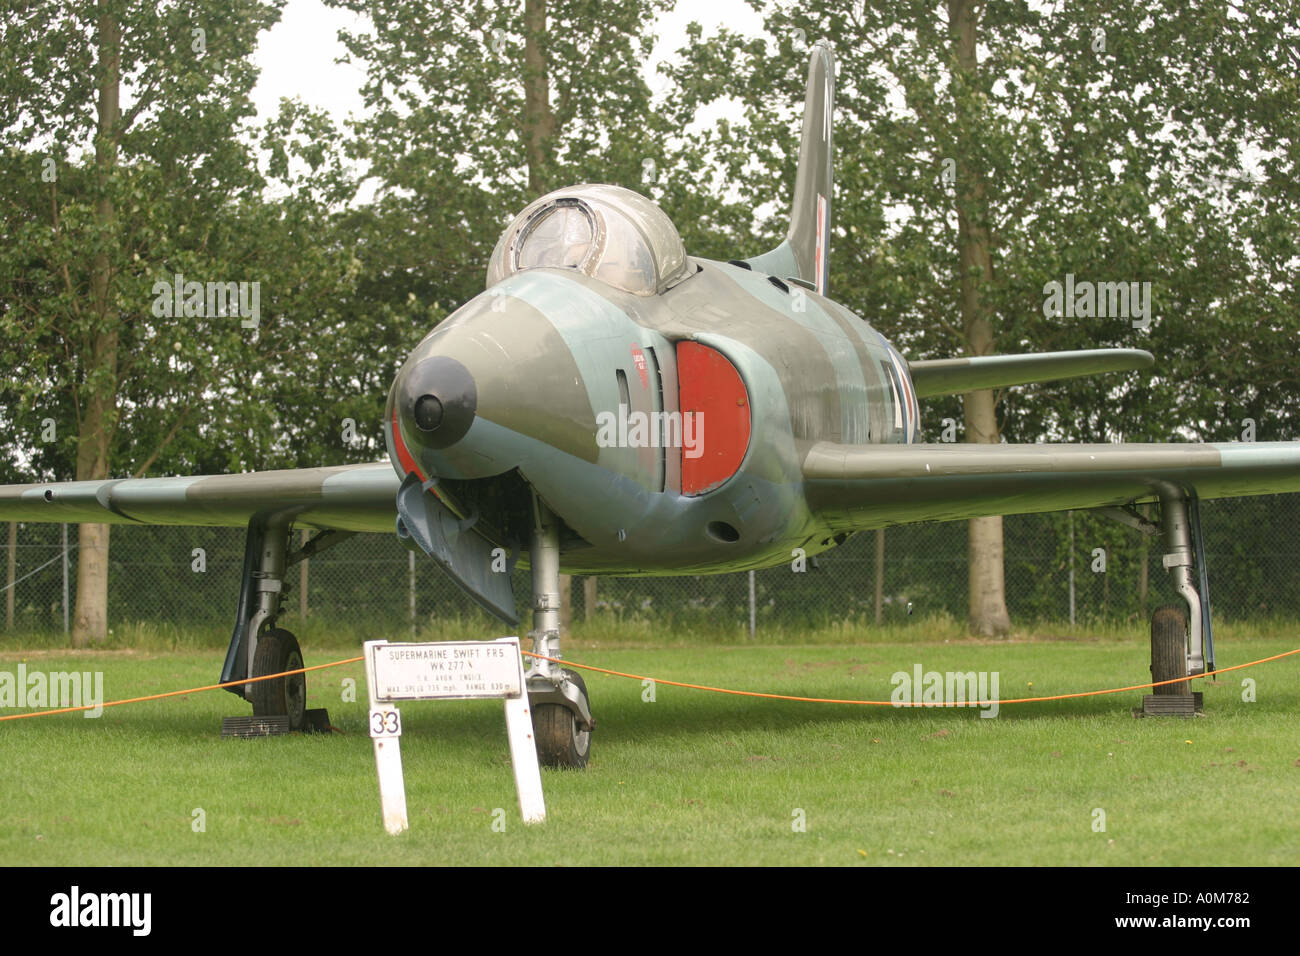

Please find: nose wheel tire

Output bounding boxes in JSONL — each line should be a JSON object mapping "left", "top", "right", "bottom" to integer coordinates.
{"left": 250, "top": 628, "right": 308, "bottom": 730}
{"left": 533, "top": 670, "right": 591, "bottom": 769}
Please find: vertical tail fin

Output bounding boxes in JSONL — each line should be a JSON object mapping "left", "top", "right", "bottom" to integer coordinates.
{"left": 742, "top": 40, "right": 835, "bottom": 294}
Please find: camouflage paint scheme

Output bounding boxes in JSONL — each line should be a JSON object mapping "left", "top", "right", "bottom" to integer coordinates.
{"left": 4, "top": 42, "right": 1300, "bottom": 587}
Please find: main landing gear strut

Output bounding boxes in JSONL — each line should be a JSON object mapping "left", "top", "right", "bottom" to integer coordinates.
{"left": 524, "top": 493, "right": 594, "bottom": 768}
{"left": 1107, "top": 486, "right": 1215, "bottom": 716}
{"left": 219, "top": 518, "right": 349, "bottom": 732}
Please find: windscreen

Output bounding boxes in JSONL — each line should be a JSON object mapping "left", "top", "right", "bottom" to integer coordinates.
{"left": 515, "top": 202, "right": 595, "bottom": 271}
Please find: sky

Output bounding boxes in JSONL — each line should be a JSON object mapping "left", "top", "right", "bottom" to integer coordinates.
{"left": 250, "top": 0, "right": 768, "bottom": 131}
{"left": 248, "top": 0, "right": 773, "bottom": 210}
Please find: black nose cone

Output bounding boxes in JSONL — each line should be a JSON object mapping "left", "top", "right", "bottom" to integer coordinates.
{"left": 399, "top": 355, "right": 477, "bottom": 449}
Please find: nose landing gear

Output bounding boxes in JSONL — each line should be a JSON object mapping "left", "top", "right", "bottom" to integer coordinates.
{"left": 524, "top": 493, "right": 594, "bottom": 768}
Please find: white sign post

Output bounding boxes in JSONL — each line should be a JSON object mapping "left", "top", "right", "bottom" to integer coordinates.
{"left": 364, "top": 637, "right": 545, "bottom": 834}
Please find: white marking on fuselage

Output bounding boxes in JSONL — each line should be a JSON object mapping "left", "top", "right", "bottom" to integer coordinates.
{"left": 815, "top": 194, "right": 828, "bottom": 296}
{"left": 823, "top": 76, "right": 832, "bottom": 141}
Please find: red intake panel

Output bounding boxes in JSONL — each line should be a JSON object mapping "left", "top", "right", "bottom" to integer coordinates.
{"left": 677, "top": 341, "right": 751, "bottom": 495}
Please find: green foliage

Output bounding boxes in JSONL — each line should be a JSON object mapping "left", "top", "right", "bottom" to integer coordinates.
{"left": 668, "top": 1, "right": 1299, "bottom": 443}
{"left": 325, "top": 0, "right": 753, "bottom": 294}
{"left": 2, "top": 1, "right": 1298, "bottom": 641}
{"left": 0, "top": 2, "right": 408, "bottom": 480}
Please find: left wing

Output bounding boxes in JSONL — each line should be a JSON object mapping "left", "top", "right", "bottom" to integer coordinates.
{"left": 802, "top": 441, "right": 1300, "bottom": 531}
{"left": 0, "top": 462, "right": 399, "bottom": 533}
{"left": 907, "top": 348, "right": 1154, "bottom": 398}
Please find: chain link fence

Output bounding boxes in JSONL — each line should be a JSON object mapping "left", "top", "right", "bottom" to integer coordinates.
{"left": 3, "top": 495, "right": 1299, "bottom": 639}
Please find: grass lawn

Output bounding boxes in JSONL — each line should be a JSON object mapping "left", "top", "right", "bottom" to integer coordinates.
{"left": 2, "top": 635, "right": 1298, "bottom": 865}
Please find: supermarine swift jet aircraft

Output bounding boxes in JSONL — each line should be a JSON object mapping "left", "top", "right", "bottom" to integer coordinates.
{"left": 5, "top": 43, "right": 1299, "bottom": 767}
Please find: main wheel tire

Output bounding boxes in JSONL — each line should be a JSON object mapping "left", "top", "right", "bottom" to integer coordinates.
{"left": 533, "top": 670, "right": 591, "bottom": 769}
{"left": 1150, "top": 604, "right": 1188, "bottom": 696}
{"left": 250, "top": 628, "right": 308, "bottom": 730}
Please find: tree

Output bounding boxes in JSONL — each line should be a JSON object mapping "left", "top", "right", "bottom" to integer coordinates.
{"left": 327, "top": 0, "right": 753, "bottom": 288}
{"left": 658, "top": 0, "right": 1298, "bottom": 632}
{"left": 944, "top": 0, "right": 1009, "bottom": 633}
{"left": 0, "top": 1, "right": 364, "bottom": 642}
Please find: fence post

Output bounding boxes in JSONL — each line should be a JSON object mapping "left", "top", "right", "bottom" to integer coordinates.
{"left": 62, "top": 523, "right": 69, "bottom": 635}
{"left": 1138, "top": 503, "right": 1150, "bottom": 616}
{"left": 299, "top": 528, "right": 309, "bottom": 619}
{"left": 559, "top": 573, "right": 572, "bottom": 630}
{"left": 408, "top": 549, "right": 416, "bottom": 638}
{"left": 583, "top": 576, "right": 597, "bottom": 620}
{"left": 748, "top": 570, "right": 756, "bottom": 639}
{"left": 5, "top": 522, "right": 14, "bottom": 630}
{"left": 1068, "top": 510, "right": 1075, "bottom": 627}
{"left": 874, "top": 528, "right": 885, "bottom": 625}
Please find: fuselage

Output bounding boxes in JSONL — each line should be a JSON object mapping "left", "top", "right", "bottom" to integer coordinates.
{"left": 386, "top": 256, "right": 919, "bottom": 576}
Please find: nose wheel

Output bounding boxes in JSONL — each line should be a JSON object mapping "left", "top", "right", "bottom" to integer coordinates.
{"left": 532, "top": 670, "right": 591, "bottom": 769}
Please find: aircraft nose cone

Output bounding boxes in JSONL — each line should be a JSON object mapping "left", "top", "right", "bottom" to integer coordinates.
{"left": 397, "top": 355, "right": 477, "bottom": 449}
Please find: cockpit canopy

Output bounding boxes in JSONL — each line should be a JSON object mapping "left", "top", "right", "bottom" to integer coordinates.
{"left": 486, "top": 184, "right": 690, "bottom": 296}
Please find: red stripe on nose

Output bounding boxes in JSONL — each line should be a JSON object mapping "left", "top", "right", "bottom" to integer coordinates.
{"left": 390, "top": 410, "right": 425, "bottom": 482}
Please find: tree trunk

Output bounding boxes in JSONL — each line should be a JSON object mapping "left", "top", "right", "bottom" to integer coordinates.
{"left": 949, "top": 0, "right": 1010, "bottom": 636}
{"left": 522, "top": 0, "right": 555, "bottom": 195}
{"left": 71, "top": 5, "right": 121, "bottom": 647}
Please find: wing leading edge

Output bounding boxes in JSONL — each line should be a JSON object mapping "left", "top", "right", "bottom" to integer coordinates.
{"left": 0, "top": 462, "right": 400, "bottom": 533}
{"left": 802, "top": 441, "right": 1300, "bottom": 532}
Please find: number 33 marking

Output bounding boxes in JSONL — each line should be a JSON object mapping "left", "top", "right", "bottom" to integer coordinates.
{"left": 369, "top": 708, "right": 401, "bottom": 737}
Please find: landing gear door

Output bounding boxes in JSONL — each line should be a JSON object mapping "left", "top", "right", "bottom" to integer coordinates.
{"left": 394, "top": 473, "right": 518, "bottom": 625}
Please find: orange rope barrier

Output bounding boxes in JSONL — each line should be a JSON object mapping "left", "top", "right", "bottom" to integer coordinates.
{"left": 2, "top": 644, "right": 1296, "bottom": 722}
{"left": 0, "top": 656, "right": 363, "bottom": 721}
{"left": 521, "top": 647, "right": 1300, "bottom": 707}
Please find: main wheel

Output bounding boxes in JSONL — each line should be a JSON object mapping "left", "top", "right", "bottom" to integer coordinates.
{"left": 250, "top": 628, "right": 307, "bottom": 730}
{"left": 1150, "top": 604, "right": 1188, "bottom": 695}
{"left": 533, "top": 670, "right": 591, "bottom": 769}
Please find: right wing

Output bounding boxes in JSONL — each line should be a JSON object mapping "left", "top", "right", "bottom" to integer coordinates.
{"left": 0, "top": 462, "right": 400, "bottom": 533}
{"left": 0, "top": 463, "right": 521, "bottom": 620}
{"left": 802, "top": 441, "right": 1300, "bottom": 531}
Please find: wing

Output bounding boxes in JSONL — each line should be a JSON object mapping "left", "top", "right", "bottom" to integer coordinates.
{"left": 0, "top": 462, "right": 399, "bottom": 533}
{"left": 907, "top": 348, "right": 1154, "bottom": 398}
{"left": 802, "top": 441, "right": 1300, "bottom": 531}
